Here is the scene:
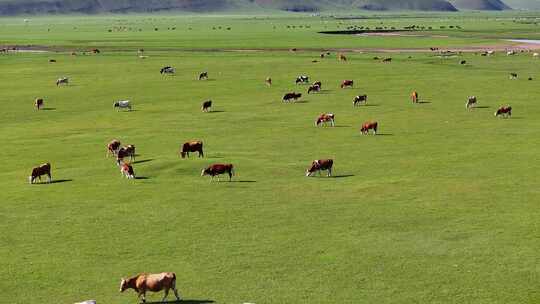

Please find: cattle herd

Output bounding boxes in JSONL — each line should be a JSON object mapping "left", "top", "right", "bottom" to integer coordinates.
{"left": 27, "top": 50, "right": 525, "bottom": 303}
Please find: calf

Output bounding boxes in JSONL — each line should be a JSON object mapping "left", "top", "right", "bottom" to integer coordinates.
{"left": 201, "top": 100, "right": 212, "bottom": 112}
{"left": 510, "top": 73, "right": 518, "bottom": 80}
{"left": 34, "top": 98, "right": 44, "bottom": 110}
{"left": 361, "top": 121, "right": 378, "bottom": 135}
{"left": 117, "top": 145, "right": 135, "bottom": 165}
{"left": 265, "top": 77, "right": 272, "bottom": 86}
{"left": 316, "top": 113, "right": 335, "bottom": 127}
{"left": 120, "top": 163, "right": 135, "bottom": 179}
{"left": 107, "top": 139, "right": 121, "bottom": 157}
{"left": 199, "top": 72, "right": 208, "bottom": 80}
{"left": 353, "top": 95, "right": 368, "bottom": 106}
{"left": 120, "top": 272, "right": 180, "bottom": 303}
{"left": 180, "top": 141, "right": 204, "bottom": 158}
{"left": 306, "top": 159, "right": 333, "bottom": 177}
{"left": 340, "top": 80, "right": 354, "bottom": 89}
{"left": 283, "top": 92, "right": 302, "bottom": 103}
{"left": 29, "top": 163, "right": 51, "bottom": 184}
{"left": 466, "top": 96, "right": 477, "bottom": 109}
{"left": 201, "top": 163, "right": 234, "bottom": 181}
{"left": 495, "top": 106, "right": 512, "bottom": 118}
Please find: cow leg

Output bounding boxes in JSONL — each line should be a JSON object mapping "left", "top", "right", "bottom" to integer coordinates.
{"left": 47, "top": 173, "right": 52, "bottom": 183}
{"left": 172, "top": 287, "right": 181, "bottom": 301}
{"left": 138, "top": 291, "right": 146, "bottom": 304}
{"left": 328, "top": 167, "right": 332, "bottom": 177}
{"left": 162, "top": 288, "right": 170, "bottom": 302}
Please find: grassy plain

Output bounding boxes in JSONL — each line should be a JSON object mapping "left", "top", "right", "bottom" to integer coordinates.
{"left": 1, "top": 13, "right": 540, "bottom": 304}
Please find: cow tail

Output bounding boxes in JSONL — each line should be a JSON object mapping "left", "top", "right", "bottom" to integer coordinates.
{"left": 171, "top": 273, "right": 177, "bottom": 289}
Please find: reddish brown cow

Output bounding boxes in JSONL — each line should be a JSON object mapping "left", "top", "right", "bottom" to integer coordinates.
{"left": 306, "top": 159, "right": 333, "bottom": 177}
{"left": 361, "top": 121, "right": 378, "bottom": 135}
{"left": 120, "top": 163, "right": 135, "bottom": 179}
{"left": 117, "top": 145, "right": 135, "bottom": 165}
{"left": 34, "top": 98, "right": 44, "bottom": 110}
{"left": 316, "top": 113, "right": 335, "bottom": 127}
{"left": 341, "top": 80, "right": 354, "bottom": 89}
{"left": 120, "top": 272, "right": 180, "bottom": 303}
{"left": 201, "top": 163, "right": 234, "bottom": 181}
{"left": 29, "top": 163, "right": 51, "bottom": 184}
{"left": 107, "top": 140, "right": 121, "bottom": 157}
{"left": 180, "top": 141, "right": 204, "bottom": 158}
{"left": 411, "top": 91, "right": 419, "bottom": 103}
{"left": 495, "top": 106, "right": 512, "bottom": 118}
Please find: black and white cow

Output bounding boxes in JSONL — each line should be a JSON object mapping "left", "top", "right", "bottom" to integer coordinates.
{"left": 114, "top": 100, "right": 132, "bottom": 111}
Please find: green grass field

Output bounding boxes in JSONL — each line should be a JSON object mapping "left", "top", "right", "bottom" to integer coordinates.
{"left": 1, "top": 13, "right": 540, "bottom": 304}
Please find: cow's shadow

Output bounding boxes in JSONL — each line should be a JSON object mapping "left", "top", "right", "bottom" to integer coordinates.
{"left": 133, "top": 159, "right": 154, "bottom": 164}
{"left": 135, "top": 176, "right": 150, "bottom": 180}
{"left": 294, "top": 100, "right": 309, "bottom": 104}
{"left": 33, "top": 179, "right": 73, "bottom": 184}
{"left": 473, "top": 106, "right": 490, "bottom": 109}
{"left": 417, "top": 101, "right": 431, "bottom": 104}
{"left": 331, "top": 174, "right": 355, "bottom": 179}
{"left": 41, "top": 107, "right": 56, "bottom": 111}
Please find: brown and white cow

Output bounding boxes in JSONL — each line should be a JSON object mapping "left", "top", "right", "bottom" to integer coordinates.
{"left": 120, "top": 272, "right": 180, "bottom": 303}
{"left": 495, "top": 106, "right": 512, "bottom": 118}
{"left": 353, "top": 95, "right": 368, "bottom": 106}
{"left": 312, "top": 81, "right": 322, "bottom": 89}
{"left": 198, "top": 72, "right": 208, "bottom": 80}
{"left": 201, "top": 100, "right": 212, "bottom": 112}
{"left": 316, "top": 113, "right": 335, "bottom": 127}
{"left": 107, "top": 139, "right": 122, "bottom": 157}
{"left": 338, "top": 54, "right": 347, "bottom": 61}
{"left": 411, "top": 91, "right": 419, "bottom": 103}
{"left": 306, "top": 159, "right": 333, "bottom": 177}
{"left": 201, "top": 163, "right": 234, "bottom": 181}
{"left": 466, "top": 96, "right": 477, "bottom": 109}
{"left": 56, "top": 77, "right": 69, "bottom": 86}
{"left": 34, "top": 98, "right": 44, "bottom": 110}
{"left": 283, "top": 92, "right": 302, "bottom": 103}
{"left": 265, "top": 77, "right": 272, "bottom": 86}
{"left": 341, "top": 80, "right": 354, "bottom": 89}
{"left": 120, "top": 163, "right": 135, "bottom": 179}
{"left": 29, "top": 163, "right": 51, "bottom": 184}
{"left": 180, "top": 141, "right": 204, "bottom": 158}
{"left": 117, "top": 145, "right": 135, "bottom": 165}
{"left": 361, "top": 121, "right": 378, "bottom": 135}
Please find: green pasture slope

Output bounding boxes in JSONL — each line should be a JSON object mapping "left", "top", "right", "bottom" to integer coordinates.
{"left": 1, "top": 13, "right": 540, "bottom": 304}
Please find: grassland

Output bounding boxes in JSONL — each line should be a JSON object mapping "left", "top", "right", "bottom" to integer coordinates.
{"left": 1, "top": 13, "right": 540, "bottom": 304}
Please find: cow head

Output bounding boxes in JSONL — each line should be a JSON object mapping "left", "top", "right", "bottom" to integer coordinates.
{"left": 113, "top": 102, "right": 119, "bottom": 108}
{"left": 119, "top": 278, "right": 131, "bottom": 292}
{"left": 201, "top": 168, "right": 209, "bottom": 177}
{"left": 28, "top": 175, "right": 34, "bottom": 184}
{"left": 306, "top": 161, "right": 320, "bottom": 177}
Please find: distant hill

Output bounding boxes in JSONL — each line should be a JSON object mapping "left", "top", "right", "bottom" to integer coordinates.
{"left": 504, "top": 0, "right": 540, "bottom": 10}
{"left": 0, "top": 0, "right": 513, "bottom": 15}
{"left": 450, "top": 0, "right": 510, "bottom": 10}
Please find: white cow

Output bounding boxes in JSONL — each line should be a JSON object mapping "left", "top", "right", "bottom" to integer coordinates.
{"left": 114, "top": 100, "right": 132, "bottom": 111}
{"left": 74, "top": 301, "right": 96, "bottom": 304}
{"left": 533, "top": 53, "right": 539, "bottom": 58}
{"left": 507, "top": 50, "right": 516, "bottom": 56}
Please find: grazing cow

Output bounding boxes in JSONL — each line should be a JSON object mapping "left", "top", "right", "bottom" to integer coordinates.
{"left": 495, "top": 106, "right": 512, "bottom": 118}
{"left": 307, "top": 84, "right": 320, "bottom": 94}
{"left": 382, "top": 58, "right": 392, "bottom": 63}
{"left": 29, "top": 163, "right": 51, "bottom": 184}
{"left": 360, "top": 121, "right": 378, "bottom": 135}
{"left": 528, "top": 77, "right": 533, "bottom": 81}
{"left": 373, "top": 56, "right": 380, "bottom": 60}
{"left": 466, "top": 96, "right": 477, "bottom": 109}
{"left": 198, "top": 72, "right": 208, "bottom": 80}
{"left": 338, "top": 54, "right": 347, "bottom": 61}
{"left": 353, "top": 94, "right": 368, "bottom": 106}
{"left": 120, "top": 163, "right": 135, "bottom": 179}
{"left": 114, "top": 100, "right": 132, "bottom": 111}
{"left": 487, "top": 51, "right": 495, "bottom": 56}
{"left": 117, "top": 145, "right": 135, "bottom": 165}
{"left": 507, "top": 51, "right": 516, "bottom": 56}
{"left": 107, "top": 139, "right": 121, "bottom": 157}
{"left": 201, "top": 100, "right": 212, "bottom": 112}
{"left": 49, "top": 59, "right": 56, "bottom": 63}
{"left": 283, "top": 92, "right": 302, "bottom": 103}
{"left": 306, "top": 159, "right": 333, "bottom": 177}
{"left": 265, "top": 77, "right": 272, "bottom": 86}
{"left": 34, "top": 98, "right": 44, "bottom": 110}
{"left": 56, "top": 77, "right": 69, "bottom": 86}
{"left": 460, "top": 60, "right": 467, "bottom": 65}
{"left": 340, "top": 80, "right": 354, "bottom": 89}
{"left": 316, "top": 113, "right": 335, "bottom": 127}
{"left": 160, "top": 66, "right": 175, "bottom": 75}
{"left": 201, "top": 163, "right": 234, "bottom": 181}
{"left": 295, "top": 75, "right": 309, "bottom": 85}
{"left": 510, "top": 73, "right": 518, "bottom": 80}
{"left": 430, "top": 47, "right": 439, "bottom": 51}
{"left": 320, "top": 53, "right": 325, "bottom": 58}
{"left": 533, "top": 53, "right": 539, "bottom": 58}
{"left": 180, "top": 141, "right": 204, "bottom": 158}
{"left": 411, "top": 91, "right": 419, "bottom": 103}
{"left": 92, "top": 48, "right": 100, "bottom": 54}
{"left": 120, "top": 272, "right": 180, "bottom": 303}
